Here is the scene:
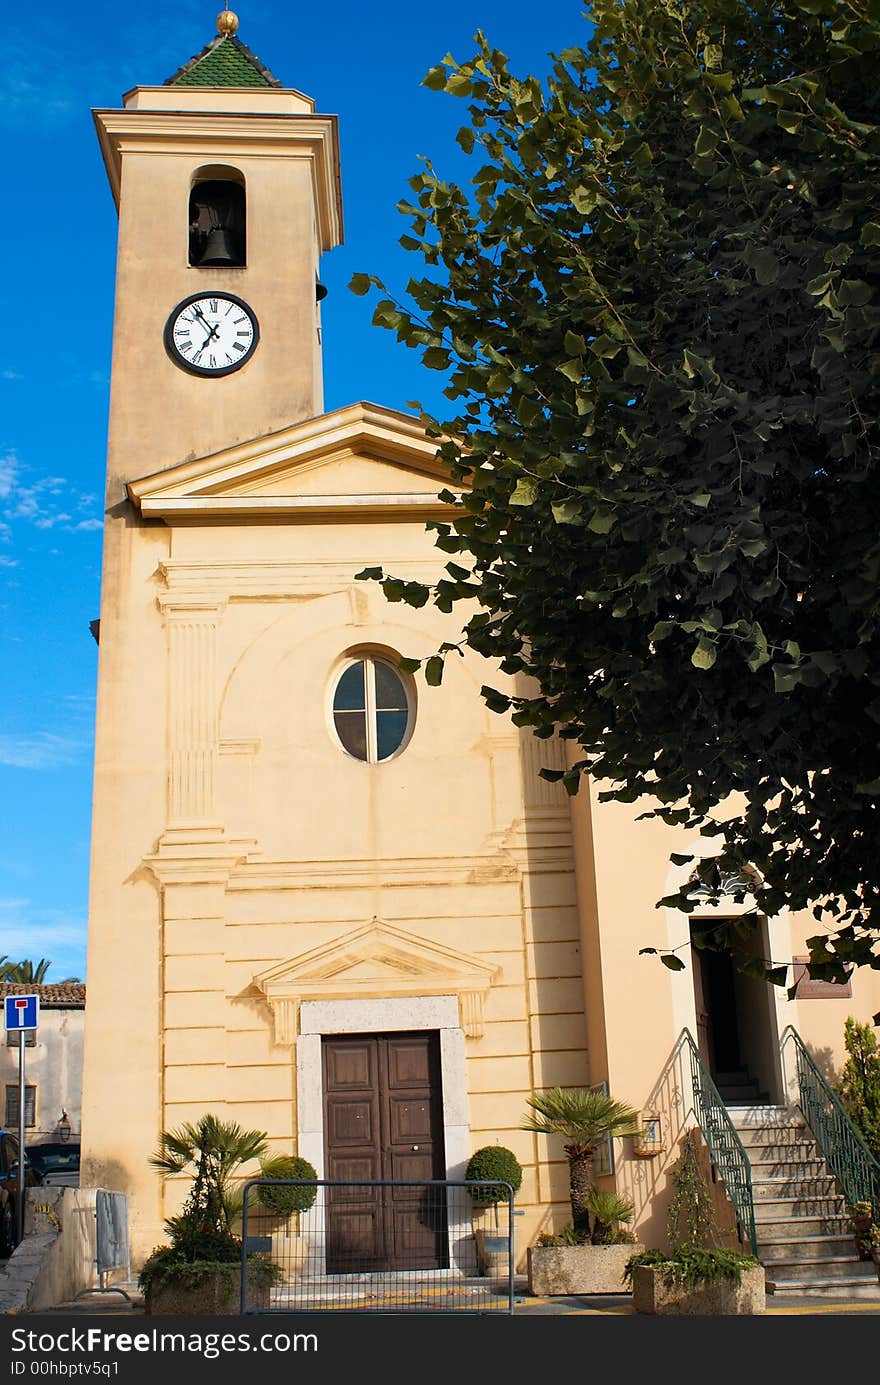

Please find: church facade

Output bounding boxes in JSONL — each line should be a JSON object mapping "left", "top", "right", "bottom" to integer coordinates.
{"left": 80, "top": 16, "right": 880, "bottom": 1268}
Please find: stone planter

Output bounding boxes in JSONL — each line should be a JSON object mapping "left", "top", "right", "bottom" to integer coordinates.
{"left": 527, "top": 1243, "right": 644, "bottom": 1296}
{"left": 145, "top": 1266, "right": 270, "bottom": 1315}
{"left": 474, "top": 1228, "right": 515, "bottom": 1279}
{"left": 631, "top": 1264, "right": 765, "bottom": 1316}
{"left": 271, "top": 1233, "right": 310, "bottom": 1283}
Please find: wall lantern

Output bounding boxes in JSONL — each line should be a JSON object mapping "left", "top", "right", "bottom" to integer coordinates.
{"left": 58, "top": 1109, "right": 71, "bottom": 1144}
{"left": 632, "top": 1113, "right": 664, "bottom": 1158}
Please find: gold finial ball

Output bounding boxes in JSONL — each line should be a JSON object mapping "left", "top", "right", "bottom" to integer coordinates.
{"left": 216, "top": 9, "right": 239, "bottom": 35}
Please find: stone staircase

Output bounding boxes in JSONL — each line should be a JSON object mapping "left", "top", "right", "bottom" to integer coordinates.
{"left": 730, "top": 1105, "right": 880, "bottom": 1298}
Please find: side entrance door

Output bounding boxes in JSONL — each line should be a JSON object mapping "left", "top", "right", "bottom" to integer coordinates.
{"left": 322, "top": 1031, "right": 447, "bottom": 1273}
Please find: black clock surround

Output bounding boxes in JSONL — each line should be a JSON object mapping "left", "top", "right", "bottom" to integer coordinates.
{"left": 164, "top": 291, "right": 260, "bottom": 377}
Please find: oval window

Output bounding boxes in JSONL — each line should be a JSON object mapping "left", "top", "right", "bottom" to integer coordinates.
{"left": 332, "top": 657, "right": 412, "bottom": 763}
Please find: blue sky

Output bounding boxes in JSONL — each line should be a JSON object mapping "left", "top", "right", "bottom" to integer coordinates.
{"left": 0, "top": 0, "right": 588, "bottom": 982}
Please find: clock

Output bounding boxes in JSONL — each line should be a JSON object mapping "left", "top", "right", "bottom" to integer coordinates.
{"left": 164, "top": 291, "right": 259, "bottom": 377}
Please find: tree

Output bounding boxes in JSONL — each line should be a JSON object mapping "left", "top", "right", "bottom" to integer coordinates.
{"left": 352, "top": 0, "right": 880, "bottom": 985}
{"left": 149, "top": 1114, "right": 268, "bottom": 1239}
{"left": 521, "top": 1087, "right": 640, "bottom": 1238}
{"left": 0, "top": 959, "right": 81, "bottom": 984}
{"left": 836, "top": 1017, "right": 880, "bottom": 1159}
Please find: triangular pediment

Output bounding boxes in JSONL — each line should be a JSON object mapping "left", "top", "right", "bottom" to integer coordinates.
{"left": 127, "top": 402, "right": 463, "bottom": 523}
{"left": 253, "top": 919, "right": 500, "bottom": 1043}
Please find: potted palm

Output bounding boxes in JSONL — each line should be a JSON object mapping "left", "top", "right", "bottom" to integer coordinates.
{"left": 140, "top": 1114, "right": 281, "bottom": 1314}
{"left": 521, "top": 1086, "right": 644, "bottom": 1294}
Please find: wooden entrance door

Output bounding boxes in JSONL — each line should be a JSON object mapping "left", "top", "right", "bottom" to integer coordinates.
{"left": 322, "top": 1031, "right": 447, "bottom": 1273}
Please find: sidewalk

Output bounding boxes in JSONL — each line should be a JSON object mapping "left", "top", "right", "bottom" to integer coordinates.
{"left": 33, "top": 1283, "right": 880, "bottom": 1316}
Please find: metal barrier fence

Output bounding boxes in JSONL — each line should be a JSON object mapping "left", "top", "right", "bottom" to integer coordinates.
{"left": 240, "top": 1180, "right": 515, "bottom": 1314}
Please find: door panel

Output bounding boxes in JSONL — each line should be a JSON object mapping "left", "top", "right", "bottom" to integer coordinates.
{"left": 323, "top": 1031, "right": 446, "bottom": 1272}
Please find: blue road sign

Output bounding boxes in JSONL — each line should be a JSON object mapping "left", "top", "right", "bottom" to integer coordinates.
{"left": 4, "top": 994, "right": 39, "bottom": 1031}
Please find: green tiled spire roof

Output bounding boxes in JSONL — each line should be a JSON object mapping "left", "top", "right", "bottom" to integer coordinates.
{"left": 165, "top": 33, "right": 281, "bottom": 89}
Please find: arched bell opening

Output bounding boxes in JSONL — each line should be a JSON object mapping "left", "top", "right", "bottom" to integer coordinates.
{"left": 189, "top": 165, "right": 246, "bottom": 268}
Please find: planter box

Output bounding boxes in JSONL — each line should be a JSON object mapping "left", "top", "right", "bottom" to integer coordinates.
{"left": 270, "top": 1234, "right": 309, "bottom": 1283}
{"left": 527, "top": 1243, "right": 644, "bottom": 1296}
{"left": 631, "top": 1264, "right": 765, "bottom": 1316}
{"left": 474, "top": 1228, "right": 514, "bottom": 1278}
{"left": 145, "top": 1267, "right": 270, "bottom": 1315}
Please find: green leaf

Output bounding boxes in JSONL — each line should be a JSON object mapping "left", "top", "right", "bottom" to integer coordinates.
{"left": 422, "top": 64, "right": 449, "bottom": 91}
{"left": 694, "top": 125, "right": 719, "bottom": 156}
{"left": 639, "top": 947, "right": 658, "bottom": 956}
{"left": 752, "top": 250, "right": 779, "bottom": 286}
{"left": 423, "top": 347, "right": 451, "bottom": 370}
{"left": 691, "top": 637, "right": 717, "bottom": 670}
{"left": 510, "top": 478, "right": 538, "bottom": 506}
{"left": 564, "top": 331, "right": 586, "bottom": 356}
{"left": 355, "top": 566, "right": 384, "bottom": 581}
{"left": 424, "top": 656, "right": 444, "bottom": 687}
{"left": 588, "top": 510, "right": 617, "bottom": 534}
{"left": 552, "top": 499, "right": 583, "bottom": 525}
{"left": 660, "top": 954, "right": 686, "bottom": 972}
{"left": 773, "top": 665, "right": 798, "bottom": 693}
{"left": 348, "top": 272, "right": 375, "bottom": 297}
{"left": 557, "top": 358, "right": 584, "bottom": 382}
{"left": 456, "top": 126, "right": 475, "bottom": 155}
{"left": 397, "top": 657, "right": 422, "bottom": 674}
{"left": 860, "top": 222, "right": 880, "bottom": 247}
{"left": 516, "top": 396, "right": 542, "bottom": 426}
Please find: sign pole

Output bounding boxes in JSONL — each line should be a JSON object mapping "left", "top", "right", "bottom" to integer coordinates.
{"left": 17, "top": 1030, "right": 26, "bottom": 1244}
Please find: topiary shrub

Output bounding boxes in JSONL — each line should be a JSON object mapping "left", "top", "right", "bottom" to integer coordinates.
{"left": 256, "top": 1155, "right": 319, "bottom": 1216}
{"left": 465, "top": 1146, "right": 523, "bottom": 1206}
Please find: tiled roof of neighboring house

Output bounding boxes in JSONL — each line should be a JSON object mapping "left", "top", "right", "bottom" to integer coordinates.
{"left": 165, "top": 34, "right": 281, "bottom": 88}
{"left": 0, "top": 983, "right": 85, "bottom": 1008}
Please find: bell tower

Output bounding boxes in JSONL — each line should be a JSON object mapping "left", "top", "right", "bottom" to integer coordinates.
{"left": 93, "top": 9, "right": 343, "bottom": 490}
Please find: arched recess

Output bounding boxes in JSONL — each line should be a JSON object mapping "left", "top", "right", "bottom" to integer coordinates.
{"left": 189, "top": 164, "right": 246, "bottom": 267}
{"left": 662, "top": 847, "right": 788, "bottom": 1104}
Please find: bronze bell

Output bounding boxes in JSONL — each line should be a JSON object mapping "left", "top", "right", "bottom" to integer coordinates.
{"left": 198, "top": 228, "right": 242, "bottom": 266}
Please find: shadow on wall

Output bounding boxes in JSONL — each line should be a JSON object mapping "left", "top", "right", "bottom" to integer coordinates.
{"left": 614, "top": 1037, "right": 741, "bottom": 1253}
{"left": 807, "top": 1045, "right": 840, "bottom": 1087}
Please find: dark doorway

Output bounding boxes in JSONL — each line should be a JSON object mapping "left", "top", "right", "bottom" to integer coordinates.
{"left": 322, "top": 1031, "right": 447, "bottom": 1272}
{"left": 691, "top": 921, "right": 778, "bottom": 1103}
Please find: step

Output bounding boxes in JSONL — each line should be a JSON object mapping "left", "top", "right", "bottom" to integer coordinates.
{"left": 719, "top": 1087, "right": 768, "bottom": 1102}
{"left": 727, "top": 1106, "right": 800, "bottom": 1128}
{"left": 714, "top": 1070, "right": 752, "bottom": 1086}
{"left": 766, "top": 1276, "right": 880, "bottom": 1299}
{"left": 758, "top": 1236, "right": 857, "bottom": 1263}
{"left": 749, "top": 1158, "right": 829, "bottom": 1179}
{"left": 752, "top": 1176, "right": 838, "bottom": 1200}
{"left": 738, "top": 1138, "right": 817, "bottom": 1159}
{"left": 754, "top": 1197, "right": 847, "bottom": 1219}
{"left": 754, "top": 1215, "right": 850, "bottom": 1239}
{"left": 764, "top": 1257, "right": 873, "bottom": 1284}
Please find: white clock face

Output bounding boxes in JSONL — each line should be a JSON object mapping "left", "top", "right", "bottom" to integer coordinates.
{"left": 164, "top": 293, "right": 259, "bottom": 376}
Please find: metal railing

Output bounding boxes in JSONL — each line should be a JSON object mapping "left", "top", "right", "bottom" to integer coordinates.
{"left": 679, "top": 1029, "right": 758, "bottom": 1255}
{"left": 240, "top": 1179, "right": 515, "bottom": 1314}
{"left": 781, "top": 1025, "right": 880, "bottom": 1220}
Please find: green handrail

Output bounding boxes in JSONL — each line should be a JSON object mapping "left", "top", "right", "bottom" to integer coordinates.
{"left": 781, "top": 1025, "right": 880, "bottom": 1220}
{"left": 679, "top": 1029, "right": 758, "bottom": 1256}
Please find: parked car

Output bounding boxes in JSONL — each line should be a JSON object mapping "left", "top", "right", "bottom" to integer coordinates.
{"left": 0, "top": 1130, "right": 40, "bottom": 1256}
{"left": 25, "top": 1142, "right": 80, "bottom": 1189}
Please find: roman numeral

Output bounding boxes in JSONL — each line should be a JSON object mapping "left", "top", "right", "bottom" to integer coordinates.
{"left": 210, "top": 299, "right": 218, "bottom": 313}
{"left": 234, "top": 316, "right": 247, "bottom": 324}
{"left": 208, "top": 354, "right": 216, "bottom": 368}
{"left": 236, "top": 331, "right": 250, "bottom": 338}
{"left": 233, "top": 342, "right": 245, "bottom": 352}
{"left": 180, "top": 341, "right": 193, "bottom": 353}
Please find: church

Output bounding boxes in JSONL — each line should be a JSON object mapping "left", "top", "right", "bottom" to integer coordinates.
{"left": 80, "top": 12, "right": 880, "bottom": 1283}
